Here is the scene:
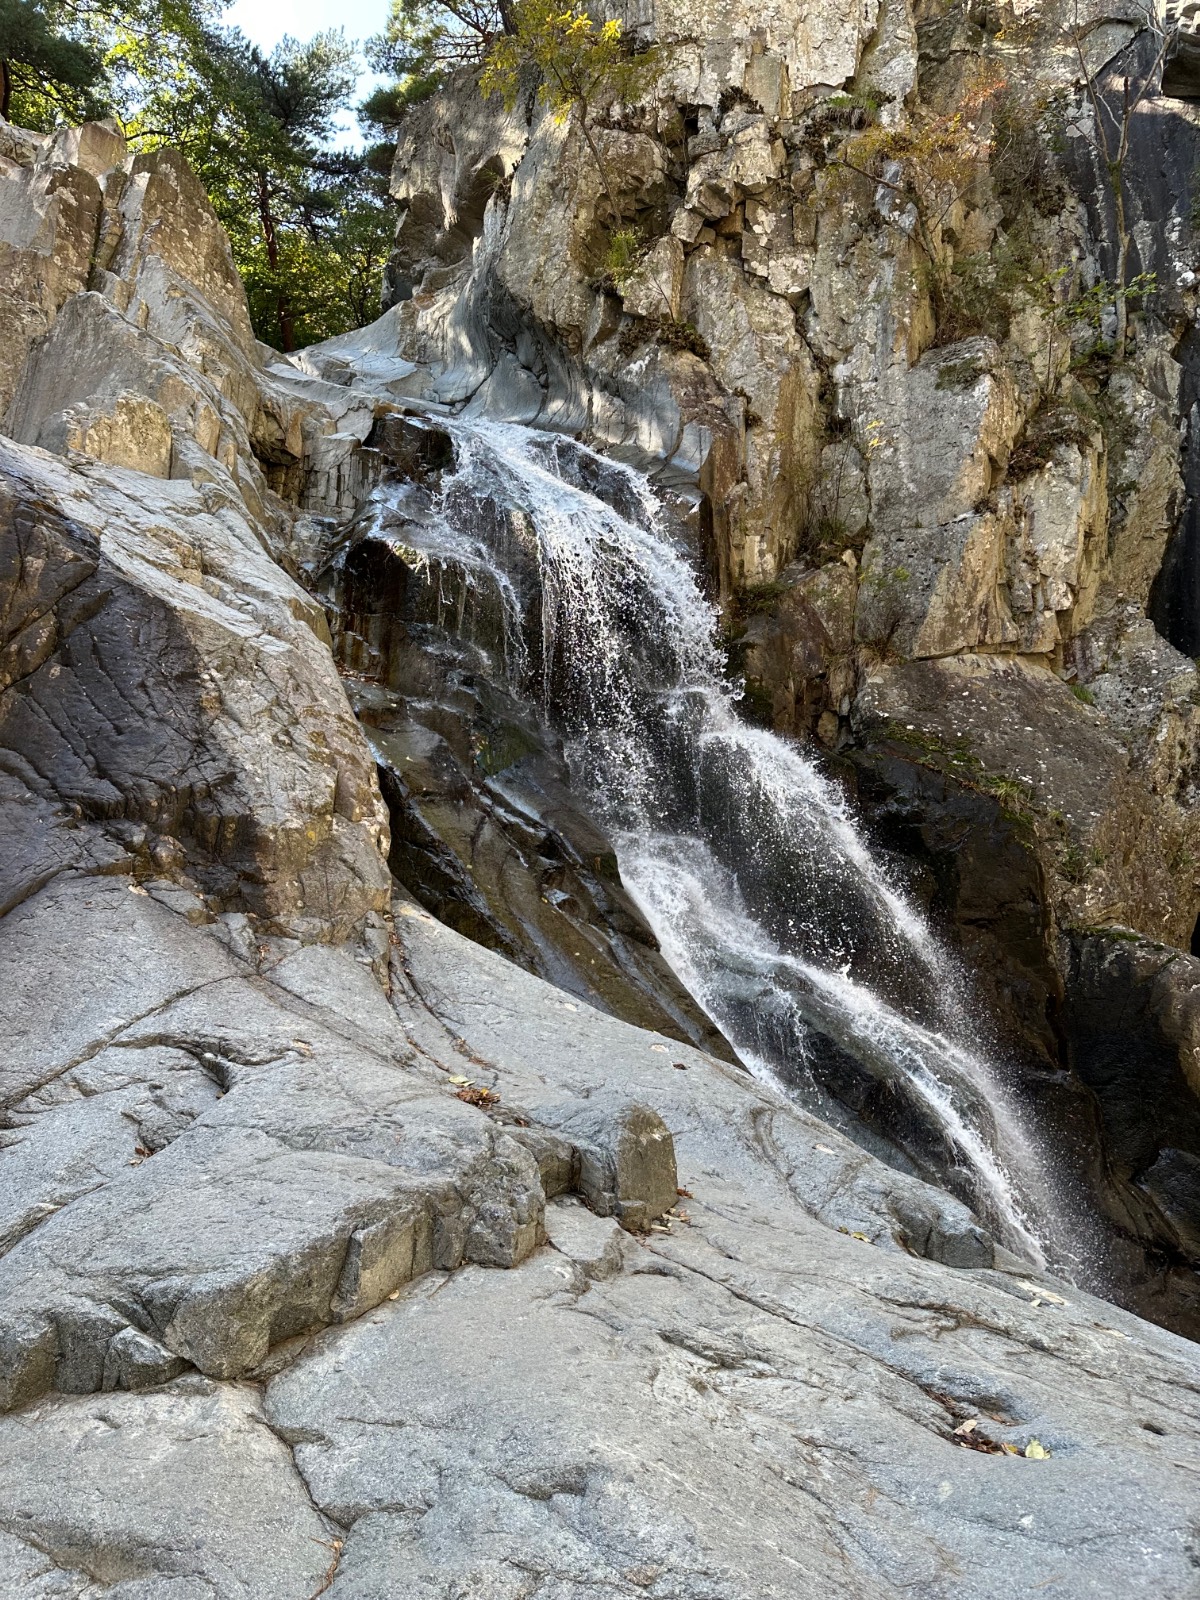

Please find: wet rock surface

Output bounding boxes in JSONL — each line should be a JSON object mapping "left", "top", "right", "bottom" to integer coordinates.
{"left": 313, "top": 416, "right": 736, "bottom": 1058}
{"left": 4, "top": 1, "right": 1200, "bottom": 1589}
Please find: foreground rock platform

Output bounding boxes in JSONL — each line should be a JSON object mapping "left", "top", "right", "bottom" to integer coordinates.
{"left": 2, "top": 888, "right": 1199, "bottom": 1597}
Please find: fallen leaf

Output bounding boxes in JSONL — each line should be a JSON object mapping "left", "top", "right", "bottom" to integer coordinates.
{"left": 676, "top": 1187, "right": 693, "bottom": 1198}
{"left": 1024, "top": 1439, "right": 1050, "bottom": 1459}
{"left": 455, "top": 1085, "right": 499, "bottom": 1108}
{"left": 850, "top": 1231, "right": 870, "bottom": 1242}
{"left": 815, "top": 1143, "right": 836, "bottom": 1154}
{"left": 448, "top": 1075, "right": 472, "bottom": 1086}
{"left": 954, "top": 1418, "right": 979, "bottom": 1436}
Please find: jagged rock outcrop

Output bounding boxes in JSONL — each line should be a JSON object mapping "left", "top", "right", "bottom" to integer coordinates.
{"left": 4, "top": 0, "right": 1200, "bottom": 1589}
{"left": 358, "top": 0, "right": 1200, "bottom": 1309}
{"left": 0, "top": 439, "right": 392, "bottom": 947}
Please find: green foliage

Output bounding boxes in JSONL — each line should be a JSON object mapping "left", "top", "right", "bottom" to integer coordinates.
{"left": 480, "top": 0, "right": 651, "bottom": 116}
{"left": 358, "top": 77, "right": 439, "bottom": 137}
{"left": 598, "top": 225, "right": 645, "bottom": 289}
{"left": 239, "top": 204, "right": 394, "bottom": 348}
{"left": 0, "top": 0, "right": 217, "bottom": 131}
{"left": 368, "top": 0, "right": 506, "bottom": 87}
{"left": 128, "top": 28, "right": 395, "bottom": 350}
{"left": 653, "top": 317, "right": 708, "bottom": 356}
{"left": 0, "top": 0, "right": 104, "bottom": 124}
{"left": 480, "top": 0, "right": 660, "bottom": 203}
{"left": 733, "top": 580, "right": 792, "bottom": 617}
{"left": 1059, "top": 841, "right": 1105, "bottom": 883}
{"left": 1070, "top": 683, "right": 1096, "bottom": 705}
{"left": 804, "top": 513, "right": 849, "bottom": 558}
{"left": 0, "top": 1, "right": 396, "bottom": 351}
{"left": 1064, "top": 271, "right": 1158, "bottom": 332}
{"left": 822, "top": 89, "right": 882, "bottom": 124}
{"left": 881, "top": 722, "right": 1039, "bottom": 824}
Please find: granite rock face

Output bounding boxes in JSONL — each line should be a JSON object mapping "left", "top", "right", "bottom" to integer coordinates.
{"left": 3, "top": 1, "right": 1200, "bottom": 1589}
{"left": 4, "top": 895, "right": 1199, "bottom": 1598}
{"left": 358, "top": 0, "right": 1200, "bottom": 1318}
{"left": 0, "top": 437, "right": 391, "bottom": 945}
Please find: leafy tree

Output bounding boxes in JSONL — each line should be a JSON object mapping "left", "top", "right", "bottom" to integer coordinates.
{"left": 1067, "top": 0, "right": 1171, "bottom": 358}
{"left": 129, "top": 28, "right": 364, "bottom": 349}
{"left": 367, "top": 0, "right": 511, "bottom": 89}
{"left": 1, "top": 0, "right": 214, "bottom": 130}
{"left": 480, "top": 0, "right": 658, "bottom": 205}
{"left": 1, "top": 0, "right": 104, "bottom": 124}
{"left": 1, "top": 2, "right": 396, "bottom": 351}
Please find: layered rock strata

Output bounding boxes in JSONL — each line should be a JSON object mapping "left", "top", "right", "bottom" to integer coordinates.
{"left": 358, "top": 0, "right": 1200, "bottom": 1320}
{"left": 3, "top": 0, "right": 1200, "bottom": 1590}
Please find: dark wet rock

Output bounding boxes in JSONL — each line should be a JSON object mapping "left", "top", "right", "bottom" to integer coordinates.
{"left": 1062, "top": 929, "right": 1200, "bottom": 1331}
{"left": 843, "top": 658, "right": 1200, "bottom": 1335}
{"left": 309, "top": 421, "right": 736, "bottom": 1061}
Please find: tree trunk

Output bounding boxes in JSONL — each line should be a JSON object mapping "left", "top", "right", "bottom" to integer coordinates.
{"left": 257, "top": 171, "right": 295, "bottom": 353}
{"left": 1, "top": 59, "right": 11, "bottom": 122}
{"left": 497, "top": 0, "right": 517, "bottom": 35}
{"left": 577, "top": 111, "right": 616, "bottom": 209}
{"left": 1113, "top": 164, "right": 1129, "bottom": 360}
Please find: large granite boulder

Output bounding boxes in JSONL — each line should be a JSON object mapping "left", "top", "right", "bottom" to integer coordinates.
{"left": 0, "top": 435, "right": 391, "bottom": 946}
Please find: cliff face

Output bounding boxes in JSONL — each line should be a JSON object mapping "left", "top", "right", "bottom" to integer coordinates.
{"left": 3, "top": 5, "right": 1200, "bottom": 1595}
{"left": 364, "top": 0, "right": 1200, "bottom": 1321}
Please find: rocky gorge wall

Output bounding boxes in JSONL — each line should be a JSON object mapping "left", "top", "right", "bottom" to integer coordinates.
{"left": 336, "top": 0, "right": 1200, "bottom": 1332}
{"left": 3, "top": 1, "right": 1200, "bottom": 1593}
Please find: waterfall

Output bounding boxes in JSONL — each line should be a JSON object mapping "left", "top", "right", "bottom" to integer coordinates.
{"left": 372, "top": 416, "right": 1074, "bottom": 1267}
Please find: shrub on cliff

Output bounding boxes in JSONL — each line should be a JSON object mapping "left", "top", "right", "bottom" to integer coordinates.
{"left": 480, "top": 0, "right": 659, "bottom": 205}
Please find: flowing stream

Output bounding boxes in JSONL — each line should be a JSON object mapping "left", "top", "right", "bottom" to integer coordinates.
{"left": 376, "top": 416, "right": 1072, "bottom": 1266}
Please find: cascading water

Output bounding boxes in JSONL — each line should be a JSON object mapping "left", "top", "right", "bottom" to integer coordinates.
{"left": 370, "top": 415, "right": 1075, "bottom": 1268}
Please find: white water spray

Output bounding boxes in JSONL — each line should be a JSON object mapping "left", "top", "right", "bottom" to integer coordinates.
{"left": 378, "top": 416, "right": 1074, "bottom": 1264}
